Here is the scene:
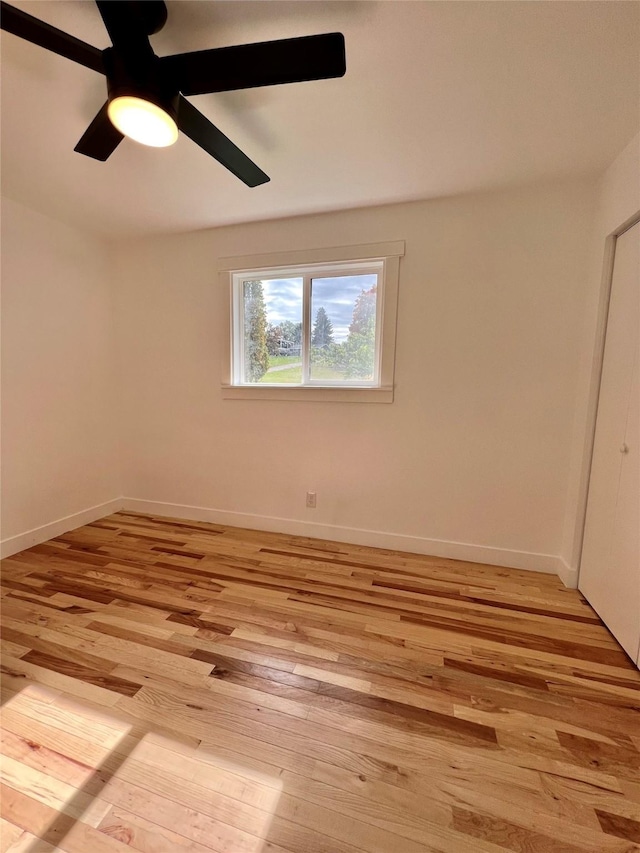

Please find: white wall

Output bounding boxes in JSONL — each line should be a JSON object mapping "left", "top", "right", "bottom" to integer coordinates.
{"left": 0, "top": 197, "right": 121, "bottom": 554}
{"left": 113, "top": 180, "right": 595, "bottom": 572}
{"left": 561, "top": 133, "right": 640, "bottom": 581}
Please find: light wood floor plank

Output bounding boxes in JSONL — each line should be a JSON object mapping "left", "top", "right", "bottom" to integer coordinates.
{"left": 2, "top": 511, "right": 639, "bottom": 852}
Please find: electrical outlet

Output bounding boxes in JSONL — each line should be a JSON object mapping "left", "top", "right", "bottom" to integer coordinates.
{"left": 306, "top": 491, "right": 317, "bottom": 508}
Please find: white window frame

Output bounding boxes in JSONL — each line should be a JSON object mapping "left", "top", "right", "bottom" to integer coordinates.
{"left": 220, "top": 240, "right": 404, "bottom": 403}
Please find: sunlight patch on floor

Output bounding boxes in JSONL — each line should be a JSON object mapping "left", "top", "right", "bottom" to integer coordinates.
{"left": 1, "top": 684, "right": 283, "bottom": 852}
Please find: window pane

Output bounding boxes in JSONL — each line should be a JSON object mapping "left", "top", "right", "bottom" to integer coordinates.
{"left": 242, "top": 278, "right": 303, "bottom": 384}
{"left": 310, "top": 274, "right": 378, "bottom": 382}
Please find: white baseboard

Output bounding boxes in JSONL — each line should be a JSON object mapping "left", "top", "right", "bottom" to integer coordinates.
{"left": 557, "top": 557, "right": 579, "bottom": 589}
{"left": 0, "top": 495, "right": 569, "bottom": 580}
{"left": 0, "top": 498, "right": 124, "bottom": 559}
{"left": 121, "top": 497, "right": 563, "bottom": 576}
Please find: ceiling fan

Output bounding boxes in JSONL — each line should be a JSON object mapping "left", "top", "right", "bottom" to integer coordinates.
{"left": 0, "top": 0, "right": 346, "bottom": 186}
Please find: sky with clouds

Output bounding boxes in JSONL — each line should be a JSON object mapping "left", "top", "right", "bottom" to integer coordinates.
{"left": 261, "top": 274, "right": 377, "bottom": 342}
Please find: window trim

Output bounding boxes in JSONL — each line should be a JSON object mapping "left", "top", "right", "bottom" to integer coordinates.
{"left": 220, "top": 240, "right": 404, "bottom": 403}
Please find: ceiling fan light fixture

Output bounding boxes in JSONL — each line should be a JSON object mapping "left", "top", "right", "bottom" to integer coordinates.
{"left": 107, "top": 95, "right": 178, "bottom": 147}
{"left": 1, "top": 0, "right": 345, "bottom": 182}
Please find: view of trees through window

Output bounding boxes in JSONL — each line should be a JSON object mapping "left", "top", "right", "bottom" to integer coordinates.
{"left": 241, "top": 273, "right": 378, "bottom": 384}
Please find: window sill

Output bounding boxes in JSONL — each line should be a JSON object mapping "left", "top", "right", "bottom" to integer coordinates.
{"left": 221, "top": 385, "right": 394, "bottom": 403}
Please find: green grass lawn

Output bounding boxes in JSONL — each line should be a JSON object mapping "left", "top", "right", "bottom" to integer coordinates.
{"left": 268, "top": 354, "right": 301, "bottom": 368}
{"left": 311, "top": 365, "right": 349, "bottom": 381}
{"left": 259, "top": 366, "right": 302, "bottom": 383}
{"left": 259, "top": 363, "right": 348, "bottom": 384}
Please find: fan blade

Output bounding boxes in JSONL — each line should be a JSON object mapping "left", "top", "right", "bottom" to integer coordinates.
{"left": 161, "top": 32, "right": 346, "bottom": 96}
{"left": 0, "top": 1, "right": 104, "bottom": 73}
{"left": 74, "top": 102, "right": 124, "bottom": 161}
{"left": 177, "top": 97, "right": 269, "bottom": 187}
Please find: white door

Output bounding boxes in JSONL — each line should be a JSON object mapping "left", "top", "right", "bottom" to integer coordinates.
{"left": 579, "top": 222, "right": 640, "bottom": 662}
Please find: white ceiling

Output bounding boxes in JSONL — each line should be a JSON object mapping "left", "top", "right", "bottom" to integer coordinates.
{"left": 1, "top": 1, "right": 638, "bottom": 238}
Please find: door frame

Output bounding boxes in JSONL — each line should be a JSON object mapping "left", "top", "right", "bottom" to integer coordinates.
{"left": 575, "top": 210, "right": 640, "bottom": 586}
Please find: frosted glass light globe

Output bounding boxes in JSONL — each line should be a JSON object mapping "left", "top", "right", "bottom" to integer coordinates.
{"left": 107, "top": 96, "right": 178, "bottom": 147}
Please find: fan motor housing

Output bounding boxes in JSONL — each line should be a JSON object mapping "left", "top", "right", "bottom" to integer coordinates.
{"left": 103, "top": 47, "right": 178, "bottom": 125}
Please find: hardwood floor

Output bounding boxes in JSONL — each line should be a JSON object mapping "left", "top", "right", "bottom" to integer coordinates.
{"left": 1, "top": 511, "right": 639, "bottom": 853}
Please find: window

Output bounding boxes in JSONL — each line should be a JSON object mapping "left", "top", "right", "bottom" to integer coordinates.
{"left": 220, "top": 241, "right": 404, "bottom": 402}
